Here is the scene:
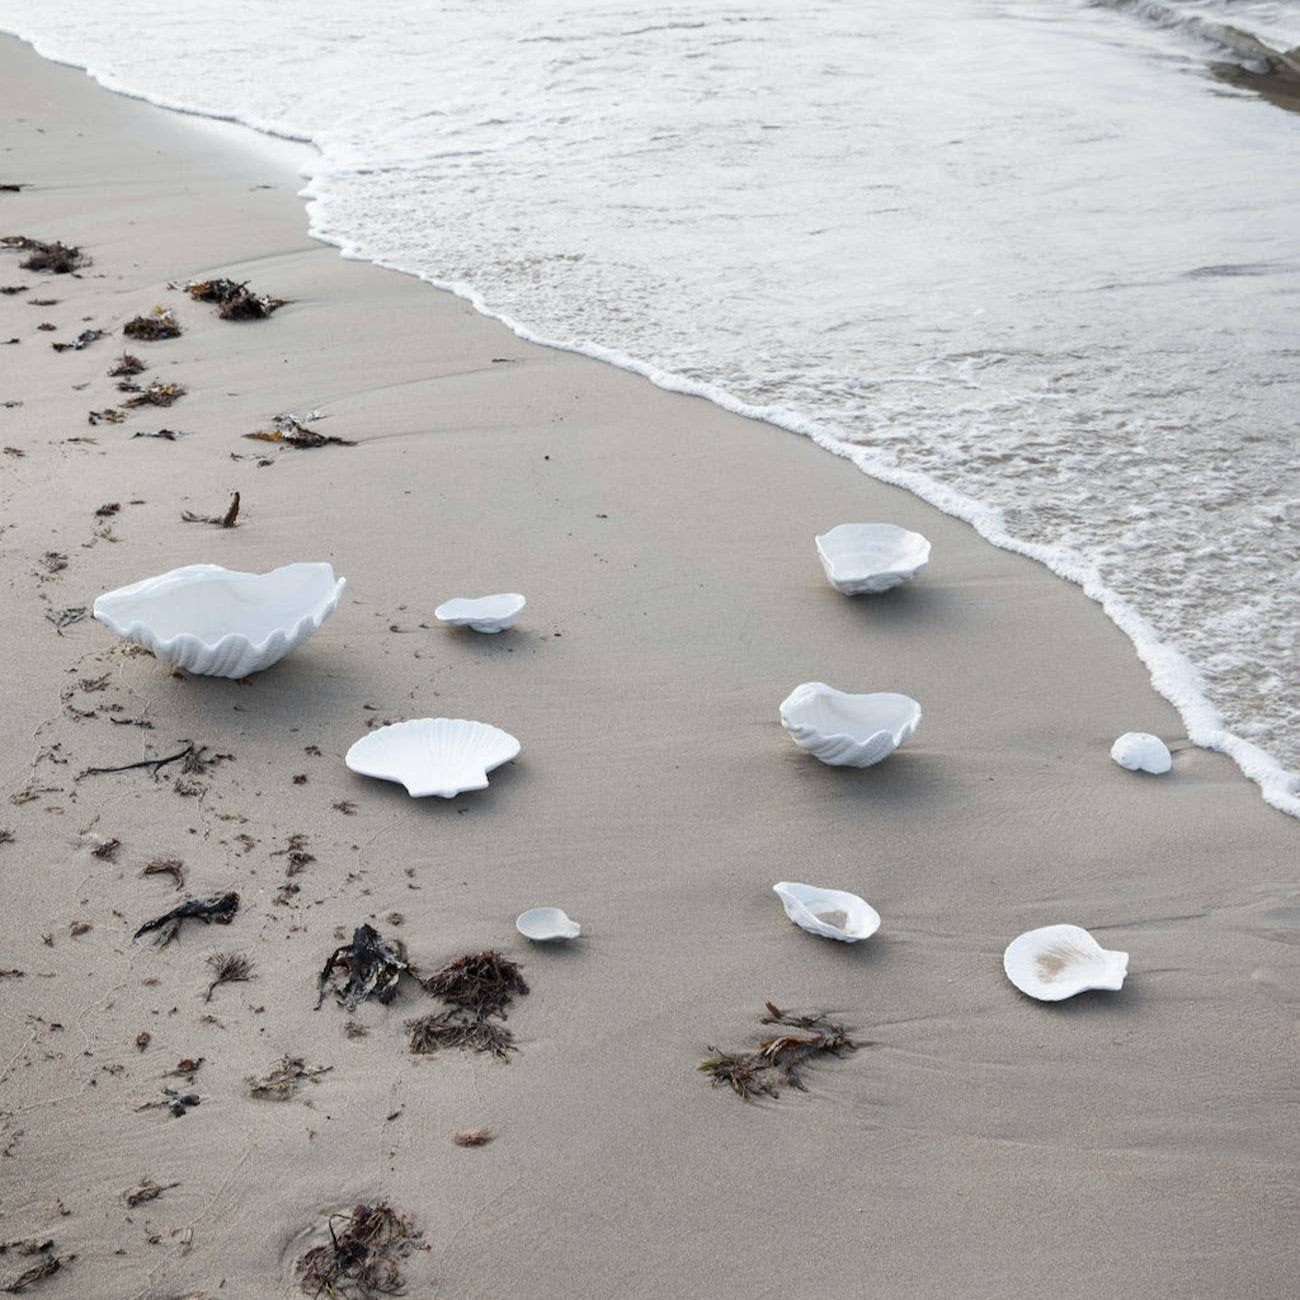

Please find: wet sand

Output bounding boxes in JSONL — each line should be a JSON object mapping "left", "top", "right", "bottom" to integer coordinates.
{"left": 0, "top": 34, "right": 1295, "bottom": 1300}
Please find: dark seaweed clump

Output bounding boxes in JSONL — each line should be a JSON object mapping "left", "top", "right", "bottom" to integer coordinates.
{"left": 699, "top": 1002, "right": 862, "bottom": 1101}
{"left": 133, "top": 892, "right": 240, "bottom": 948}
{"left": 294, "top": 1201, "right": 421, "bottom": 1299}
{"left": 316, "top": 924, "right": 412, "bottom": 1010}
{"left": 185, "top": 277, "right": 284, "bottom": 320}
{"left": 2, "top": 235, "right": 87, "bottom": 274}
{"left": 407, "top": 950, "right": 529, "bottom": 1061}
{"left": 123, "top": 308, "right": 181, "bottom": 341}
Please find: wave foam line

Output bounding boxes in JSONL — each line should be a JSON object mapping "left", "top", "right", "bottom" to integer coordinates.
{"left": 6, "top": 26, "right": 1297, "bottom": 819}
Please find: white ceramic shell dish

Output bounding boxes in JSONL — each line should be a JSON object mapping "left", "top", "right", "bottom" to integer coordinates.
{"left": 1003, "top": 924, "right": 1129, "bottom": 1002}
{"left": 435, "top": 593, "right": 525, "bottom": 633}
{"left": 1110, "top": 732, "right": 1172, "bottom": 775}
{"left": 93, "top": 562, "right": 345, "bottom": 678}
{"left": 345, "top": 718, "right": 520, "bottom": 798}
{"left": 515, "top": 907, "right": 580, "bottom": 942}
{"left": 779, "top": 682, "right": 921, "bottom": 767}
{"left": 773, "top": 881, "right": 880, "bottom": 943}
{"left": 815, "top": 523, "right": 931, "bottom": 595}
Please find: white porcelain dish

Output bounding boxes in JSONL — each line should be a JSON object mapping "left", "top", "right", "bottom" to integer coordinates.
{"left": 92, "top": 562, "right": 345, "bottom": 678}
{"left": 1110, "top": 732, "right": 1172, "bottom": 775}
{"left": 435, "top": 593, "right": 526, "bottom": 633}
{"left": 344, "top": 717, "right": 520, "bottom": 798}
{"left": 779, "top": 682, "right": 921, "bottom": 767}
{"left": 815, "top": 523, "right": 930, "bottom": 595}
{"left": 515, "top": 907, "right": 580, "bottom": 942}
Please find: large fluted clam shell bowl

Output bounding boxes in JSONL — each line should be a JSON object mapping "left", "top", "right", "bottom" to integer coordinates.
{"left": 779, "top": 682, "right": 921, "bottom": 767}
{"left": 93, "top": 562, "right": 346, "bottom": 679}
{"left": 815, "top": 523, "right": 930, "bottom": 595}
{"left": 345, "top": 718, "right": 521, "bottom": 799}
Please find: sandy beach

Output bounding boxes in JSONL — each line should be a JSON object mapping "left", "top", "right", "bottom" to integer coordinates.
{"left": 0, "top": 33, "right": 1296, "bottom": 1300}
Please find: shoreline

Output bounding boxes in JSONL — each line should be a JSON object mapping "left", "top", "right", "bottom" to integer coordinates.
{"left": 0, "top": 34, "right": 1296, "bottom": 1300}
{"left": 1, "top": 27, "right": 1295, "bottom": 818}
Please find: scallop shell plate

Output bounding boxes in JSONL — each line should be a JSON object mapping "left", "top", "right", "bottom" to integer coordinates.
{"left": 779, "top": 681, "right": 921, "bottom": 767}
{"left": 93, "top": 562, "right": 345, "bottom": 678}
{"left": 1003, "top": 924, "right": 1129, "bottom": 1002}
{"left": 345, "top": 717, "right": 520, "bottom": 798}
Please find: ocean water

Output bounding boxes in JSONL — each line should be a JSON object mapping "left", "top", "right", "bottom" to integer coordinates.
{"left": 2, "top": 0, "right": 1297, "bottom": 815}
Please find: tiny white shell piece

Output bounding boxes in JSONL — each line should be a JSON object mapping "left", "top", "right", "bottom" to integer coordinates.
{"left": 815, "top": 523, "right": 931, "bottom": 595}
{"left": 779, "top": 682, "right": 921, "bottom": 767}
{"left": 93, "top": 562, "right": 345, "bottom": 679}
{"left": 435, "top": 593, "right": 525, "bottom": 634}
{"left": 1110, "top": 732, "right": 1172, "bottom": 775}
{"left": 1003, "top": 924, "right": 1129, "bottom": 1002}
{"left": 515, "top": 907, "right": 580, "bottom": 942}
{"left": 345, "top": 718, "right": 520, "bottom": 798}
{"left": 773, "top": 881, "right": 881, "bottom": 943}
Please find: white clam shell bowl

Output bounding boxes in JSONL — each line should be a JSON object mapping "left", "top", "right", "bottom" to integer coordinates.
{"left": 773, "top": 881, "right": 881, "bottom": 943}
{"left": 92, "top": 562, "right": 345, "bottom": 679}
{"left": 779, "top": 682, "right": 921, "bottom": 767}
{"left": 435, "top": 593, "right": 526, "bottom": 633}
{"left": 1110, "top": 732, "right": 1172, "bottom": 775}
{"left": 815, "top": 523, "right": 931, "bottom": 595}
{"left": 345, "top": 717, "right": 520, "bottom": 799}
{"left": 1003, "top": 924, "right": 1129, "bottom": 1002}
{"left": 515, "top": 907, "right": 581, "bottom": 942}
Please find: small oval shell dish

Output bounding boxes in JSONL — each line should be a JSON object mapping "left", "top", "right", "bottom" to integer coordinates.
{"left": 779, "top": 682, "right": 921, "bottom": 767}
{"left": 516, "top": 907, "right": 580, "bottom": 942}
{"left": 1003, "top": 924, "right": 1128, "bottom": 1002}
{"left": 815, "top": 523, "right": 931, "bottom": 595}
{"left": 435, "top": 593, "right": 525, "bottom": 633}
{"left": 1110, "top": 732, "right": 1172, "bottom": 775}
{"left": 345, "top": 717, "right": 520, "bottom": 799}
{"left": 773, "top": 882, "right": 880, "bottom": 943}
{"left": 93, "top": 562, "right": 345, "bottom": 678}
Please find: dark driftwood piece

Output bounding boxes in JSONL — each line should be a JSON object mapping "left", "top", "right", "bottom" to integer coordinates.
{"left": 133, "top": 892, "right": 239, "bottom": 947}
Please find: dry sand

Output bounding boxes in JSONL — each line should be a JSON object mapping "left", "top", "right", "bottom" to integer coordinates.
{"left": 0, "top": 34, "right": 1295, "bottom": 1300}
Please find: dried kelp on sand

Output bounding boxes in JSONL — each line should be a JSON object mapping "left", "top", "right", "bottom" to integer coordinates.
{"left": 700, "top": 1002, "right": 862, "bottom": 1101}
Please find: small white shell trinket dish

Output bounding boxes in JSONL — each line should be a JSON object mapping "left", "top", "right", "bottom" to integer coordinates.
{"left": 779, "top": 682, "right": 921, "bottom": 767}
{"left": 435, "top": 593, "right": 525, "bottom": 633}
{"left": 515, "top": 907, "right": 580, "bottom": 942}
{"left": 92, "top": 562, "right": 345, "bottom": 679}
{"left": 773, "top": 882, "right": 880, "bottom": 943}
{"left": 345, "top": 718, "right": 520, "bottom": 798}
{"left": 1003, "top": 924, "right": 1128, "bottom": 1002}
{"left": 815, "top": 523, "right": 930, "bottom": 595}
{"left": 1110, "top": 732, "right": 1172, "bottom": 775}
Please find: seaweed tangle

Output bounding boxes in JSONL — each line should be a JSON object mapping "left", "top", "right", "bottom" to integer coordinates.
{"left": 316, "top": 925, "right": 412, "bottom": 1010}
{"left": 2, "top": 235, "right": 86, "bottom": 274}
{"left": 294, "top": 1202, "right": 421, "bottom": 1299}
{"left": 183, "top": 277, "right": 284, "bottom": 320}
{"left": 123, "top": 308, "right": 181, "bottom": 341}
{"left": 407, "top": 949, "right": 529, "bottom": 1060}
{"left": 699, "top": 1002, "right": 862, "bottom": 1101}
